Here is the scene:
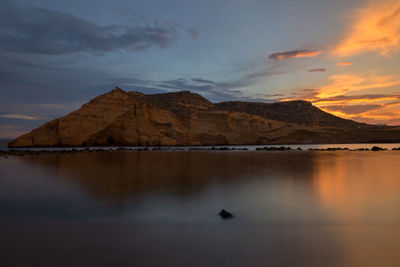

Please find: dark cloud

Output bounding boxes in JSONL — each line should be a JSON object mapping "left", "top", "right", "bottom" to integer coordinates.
{"left": 246, "top": 70, "right": 286, "bottom": 78}
{"left": 261, "top": 93, "right": 284, "bottom": 97}
{"left": 156, "top": 78, "right": 275, "bottom": 103}
{"left": 187, "top": 28, "right": 200, "bottom": 40}
{"left": 0, "top": 1, "right": 192, "bottom": 55}
{"left": 308, "top": 68, "right": 326, "bottom": 72}
{"left": 313, "top": 94, "right": 400, "bottom": 103}
{"left": 107, "top": 77, "right": 154, "bottom": 86}
{"left": 285, "top": 90, "right": 400, "bottom": 103}
{"left": 158, "top": 78, "right": 214, "bottom": 91}
{"left": 321, "top": 104, "right": 382, "bottom": 115}
{"left": 268, "top": 50, "right": 322, "bottom": 60}
{"left": 95, "top": 83, "right": 167, "bottom": 95}
{"left": 191, "top": 78, "right": 216, "bottom": 84}
{"left": 286, "top": 88, "right": 319, "bottom": 100}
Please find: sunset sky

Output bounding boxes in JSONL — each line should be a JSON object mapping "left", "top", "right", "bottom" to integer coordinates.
{"left": 1, "top": 0, "right": 400, "bottom": 138}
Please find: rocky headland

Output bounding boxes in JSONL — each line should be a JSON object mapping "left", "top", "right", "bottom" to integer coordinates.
{"left": 8, "top": 87, "right": 400, "bottom": 147}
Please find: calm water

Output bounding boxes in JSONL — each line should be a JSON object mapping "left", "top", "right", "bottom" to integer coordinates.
{"left": 3, "top": 142, "right": 400, "bottom": 151}
{"left": 1, "top": 151, "right": 400, "bottom": 266}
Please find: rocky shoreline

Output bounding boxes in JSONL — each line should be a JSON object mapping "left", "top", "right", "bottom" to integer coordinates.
{"left": 1, "top": 146, "right": 400, "bottom": 157}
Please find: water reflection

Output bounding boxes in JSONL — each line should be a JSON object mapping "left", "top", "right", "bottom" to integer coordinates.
{"left": 18, "top": 151, "right": 318, "bottom": 206}
{"left": 312, "top": 152, "right": 400, "bottom": 223}
{"left": 1, "top": 151, "right": 400, "bottom": 266}
{"left": 8, "top": 151, "right": 400, "bottom": 223}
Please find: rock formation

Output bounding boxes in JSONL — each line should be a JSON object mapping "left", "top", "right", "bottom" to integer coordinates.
{"left": 8, "top": 87, "right": 400, "bottom": 147}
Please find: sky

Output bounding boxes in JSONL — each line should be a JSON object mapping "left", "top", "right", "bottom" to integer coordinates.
{"left": 1, "top": 0, "right": 400, "bottom": 138}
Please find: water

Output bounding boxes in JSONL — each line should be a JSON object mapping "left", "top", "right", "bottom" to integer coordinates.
{"left": 3, "top": 142, "right": 400, "bottom": 151}
{"left": 1, "top": 150, "right": 400, "bottom": 266}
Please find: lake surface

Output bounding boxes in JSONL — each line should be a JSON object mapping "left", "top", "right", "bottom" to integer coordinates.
{"left": 3, "top": 142, "right": 400, "bottom": 151}
{"left": 1, "top": 150, "right": 400, "bottom": 266}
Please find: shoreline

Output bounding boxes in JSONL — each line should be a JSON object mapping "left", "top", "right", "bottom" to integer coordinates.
{"left": 1, "top": 145, "right": 400, "bottom": 157}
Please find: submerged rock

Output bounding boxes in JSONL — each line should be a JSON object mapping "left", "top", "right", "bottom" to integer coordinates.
{"left": 219, "top": 209, "right": 234, "bottom": 219}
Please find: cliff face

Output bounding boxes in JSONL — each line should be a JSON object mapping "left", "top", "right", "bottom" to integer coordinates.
{"left": 8, "top": 88, "right": 400, "bottom": 148}
{"left": 9, "top": 88, "right": 302, "bottom": 147}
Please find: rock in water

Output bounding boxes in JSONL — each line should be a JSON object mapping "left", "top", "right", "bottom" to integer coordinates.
{"left": 219, "top": 209, "right": 234, "bottom": 219}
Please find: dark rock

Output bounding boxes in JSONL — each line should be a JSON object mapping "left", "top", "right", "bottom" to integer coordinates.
{"left": 219, "top": 209, "right": 234, "bottom": 219}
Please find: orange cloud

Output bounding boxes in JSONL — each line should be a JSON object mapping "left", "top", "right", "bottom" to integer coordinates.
{"left": 316, "top": 104, "right": 400, "bottom": 125}
{"left": 279, "top": 75, "right": 400, "bottom": 125}
{"left": 335, "top": 0, "right": 400, "bottom": 57}
{"left": 313, "top": 95, "right": 399, "bottom": 106}
{"left": 337, "top": 62, "right": 353, "bottom": 66}
{"left": 317, "top": 74, "right": 400, "bottom": 98}
{"left": 268, "top": 50, "right": 322, "bottom": 60}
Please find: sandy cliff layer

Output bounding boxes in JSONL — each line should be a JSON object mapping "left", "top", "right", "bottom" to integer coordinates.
{"left": 8, "top": 88, "right": 400, "bottom": 147}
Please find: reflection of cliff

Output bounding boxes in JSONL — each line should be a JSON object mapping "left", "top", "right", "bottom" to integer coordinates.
{"left": 21, "top": 151, "right": 318, "bottom": 205}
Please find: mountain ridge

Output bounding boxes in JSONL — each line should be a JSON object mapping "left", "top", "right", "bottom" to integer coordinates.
{"left": 8, "top": 88, "right": 400, "bottom": 147}
{"left": 215, "top": 100, "right": 365, "bottom": 128}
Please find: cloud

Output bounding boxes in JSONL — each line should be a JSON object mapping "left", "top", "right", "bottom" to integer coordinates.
{"left": 0, "top": 125, "right": 28, "bottom": 139}
{"left": 308, "top": 68, "right": 326, "bottom": 72}
{"left": 268, "top": 50, "right": 322, "bottom": 60}
{"left": 317, "top": 74, "right": 400, "bottom": 98}
{"left": 155, "top": 77, "right": 274, "bottom": 103}
{"left": 320, "top": 104, "right": 382, "bottom": 115}
{"left": 280, "top": 80, "right": 400, "bottom": 125}
{"left": 0, "top": 1, "right": 196, "bottom": 55}
{"left": 335, "top": 0, "right": 400, "bottom": 57}
{"left": 342, "top": 94, "right": 394, "bottom": 101}
{"left": 337, "top": 62, "right": 354, "bottom": 66}
{"left": 261, "top": 93, "right": 284, "bottom": 97}
{"left": 0, "top": 114, "right": 41, "bottom": 120}
{"left": 352, "top": 103, "right": 400, "bottom": 125}
{"left": 187, "top": 28, "right": 200, "bottom": 40}
{"left": 191, "top": 78, "right": 216, "bottom": 84}
{"left": 158, "top": 78, "right": 214, "bottom": 92}
{"left": 246, "top": 70, "right": 286, "bottom": 78}
{"left": 300, "top": 94, "right": 400, "bottom": 125}
{"left": 313, "top": 94, "right": 400, "bottom": 103}
{"left": 99, "top": 74, "right": 273, "bottom": 103}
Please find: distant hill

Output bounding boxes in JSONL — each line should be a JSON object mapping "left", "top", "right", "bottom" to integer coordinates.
{"left": 8, "top": 88, "right": 400, "bottom": 147}
{"left": 215, "top": 100, "right": 365, "bottom": 128}
{"left": 131, "top": 91, "right": 365, "bottom": 127}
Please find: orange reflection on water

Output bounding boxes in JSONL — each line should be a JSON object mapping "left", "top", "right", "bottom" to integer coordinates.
{"left": 312, "top": 152, "right": 400, "bottom": 223}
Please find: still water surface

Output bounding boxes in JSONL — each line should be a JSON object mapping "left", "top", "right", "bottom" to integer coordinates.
{"left": 1, "top": 151, "right": 400, "bottom": 266}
